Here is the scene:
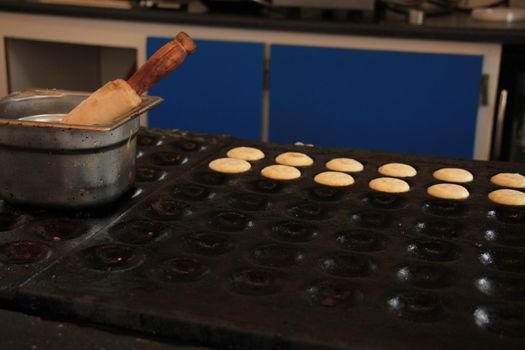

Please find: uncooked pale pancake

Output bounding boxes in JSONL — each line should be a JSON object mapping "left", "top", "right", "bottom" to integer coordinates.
{"left": 369, "top": 177, "right": 410, "bottom": 194}
{"left": 314, "top": 172, "right": 355, "bottom": 187}
{"left": 433, "top": 168, "right": 473, "bottom": 183}
{"left": 378, "top": 163, "right": 417, "bottom": 178}
{"left": 488, "top": 189, "right": 525, "bottom": 206}
{"left": 427, "top": 184, "right": 469, "bottom": 200}
{"left": 490, "top": 173, "right": 525, "bottom": 189}
{"left": 261, "top": 165, "right": 301, "bottom": 180}
{"left": 209, "top": 158, "right": 251, "bottom": 174}
{"left": 275, "top": 152, "right": 314, "bottom": 167}
{"left": 226, "top": 147, "right": 265, "bottom": 161}
{"left": 325, "top": 158, "right": 364, "bottom": 173}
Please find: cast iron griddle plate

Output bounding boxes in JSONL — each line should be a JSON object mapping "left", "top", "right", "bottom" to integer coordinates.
{"left": 12, "top": 137, "right": 525, "bottom": 350}
{"left": 0, "top": 128, "right": 232, "bottom": 297}
{"left": 0, "top": 308, "right": 211, "bottom": 350}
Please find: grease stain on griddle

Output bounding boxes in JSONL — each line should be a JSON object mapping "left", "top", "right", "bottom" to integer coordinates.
{"left": 488, "top": 206, "right": 525, "bottom": 224}
{"left": 135, "top": 166, "right": 166, "bottom": 182}
{"left": 151, "top": 152, "right": 188, "bottom": 166}
{"left": 34, "top": 219, "right": 87, "bottom": 241}
{"left": 0, "top": 211, "right": 25, "bottom": 231}
{"left": 423, "top": 199, "right": 465, "bottom": 217}
{"left": 192, "top": 171, "right": 230, "bottom": 186}
{"left": 137, "top": 134, "right": 161, "bottom": 147}
{"left": 306, "top": 186, "right": 345, "bottom": 202}
{"left": 172, "top": 139, "right": 203, "bottom": 152}
{"left": 0, "top": 240, "right": 49, "bottom": 264}
{"left": 351, "top": 210, "right": 393, "bottom": 228}
{"left": 248, "top": 179, "right": 285, "bottom": 194}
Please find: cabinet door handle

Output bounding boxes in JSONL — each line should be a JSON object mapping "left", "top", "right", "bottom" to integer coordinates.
{"left": 493, "top": 89, "right": 508, "bottom": 160}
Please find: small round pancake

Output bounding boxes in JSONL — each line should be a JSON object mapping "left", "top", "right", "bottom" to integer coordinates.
{"left": 325, "top": 158, "right": 364, "bottom": 173}
{"left": 427, "top": 184, "right": 469, "bottom": 200}
{"left": 261, "top": 165, "right": 301, "bottom": 180}
{"left": 275, "top": 152, "right": 314, "bottom": 167}
{"left": 226, "top": 146, "right": 265, "bottom": 161}
{"left": 490, "top": 173, "right": 525, "bottom": 188}
{"left": 369, "top": 177, "right": 410, "bottom": 194}
{"left": 378, "top": 163, "right": 417, "bottom": 178}
{"left": 433, "top": 168, "right": 473, "bottom": 183}
{"left": 209, "top": 158, "right": 251, "bottom": 174}
{"left": 488, "top": 189, "right": 525, "bottom": 206}
{"left": 314, "top": 171, "right": 355, "bottom": 187}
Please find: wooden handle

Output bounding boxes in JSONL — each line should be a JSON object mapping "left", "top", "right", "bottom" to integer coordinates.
{"left": 127, "top": 32, "right": 196, "bottom": 95}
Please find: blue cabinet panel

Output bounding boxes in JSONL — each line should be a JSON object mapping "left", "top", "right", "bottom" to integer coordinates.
{"left": 269, "top": 45, "right": 483, "bottom": 159}
{"left": 147, "top": 38, "right": 264, "bottom": 140}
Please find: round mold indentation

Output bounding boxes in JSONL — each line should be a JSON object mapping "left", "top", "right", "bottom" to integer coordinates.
{"left": 396, "top": 262, "right": 455, "bottom": 288}
{"left": 306, "top": 186, "right": 345, "bottom": 202}
{"left": 249, "top": 179, "right": 285, "bottom": 194}
{"left": 407, "top": 239, "right": 460, "bottom": 262}
{"left": 81, "top": 244, "right": 145, "bottom": 272}
{"left": 173, "top": 139, "right": 203, "bottom": 152}
{"left": 172, "top": 184, "right": 213, "bottom": 201}
{"left": 475, "top": 275, "right": 525, "bottom": 301}
{"left": 151, "top": 152, "right": 188, "bottom": 166}
{"left": 135, "top": 166, "right": 166, "bottom": 182}
{"left": 148, "top": 198, "right": 191, "bottom": 220}
{"left": 320, "top": 252, "right": 378, "bottom": 278}
{"left": 303, "top": 279, "right": 363, "bottom": 308}
{"left": 251, "top": 243, "right": 305, "bottom": 267}
{"left": 488, "top": 206, "right": 525, "bottom": 224}
{"left": 335, "top": 229, "right": 388, "bottom": 252}
{"left": 479, "top": 247, "right": 525, "bottom": 273}
{"left": 183, "top": 232, "right": 234, "bottom": 255}
{"left": 208, "top": 211, "right": 253, "bottom": 232}
{"left": 361, "top": 192, "right": 407, "bottom": 210}
{"left": 192, "top": 171, "right": 229, "bottom": 186}
{"left": 423, "top": 199, "right": 465, "bottom": 217}
{"left": 0, "top": 240, "right": 49, "bottom": 264}
{"left": 351, "top": 210, "right": 393, "bottom": 228}
{"left": 226, "top": 267, "right": 281, "bottom": 296}
{"left": 474, "top": 304, "right": 525, "bottom": 337}
{"left": 270, "top": 221, "right": 319, "bottom": 243}
{"left": 109, "top": 219, "right": 170, "bottom": 245}
{"left": 137, "top": 134, "right": 161, "bottom": 147}
{"left": 152, "top": 257, "right": 209, "bottom": 283}
{"left": 288, "top": 202, "right": 331, "bottom": 220}
{"left": 387, "top": 291, "right": 445, "bottom": 322}
{"left": 34, "top": 219, "right": 87, "bottom": 241}
{"left": 0, "top": 211, "right": 25, "bottom": 231}
{"left": 415, "top": 219, "right": 461, "bottom": 239}
{"left": 483, "top": 228, "right": 525, "bottom": 247}
{"left": 229, "top": 193, "right": 269, "bottom": 211}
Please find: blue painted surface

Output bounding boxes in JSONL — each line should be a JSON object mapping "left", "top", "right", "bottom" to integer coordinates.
{"left": 147, "top": 38, "right": 264, "bottom": 140}
{"left": 269, "top": 45, "right": 483, "bottom": 159}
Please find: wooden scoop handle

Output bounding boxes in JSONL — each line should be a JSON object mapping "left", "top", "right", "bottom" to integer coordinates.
{"left": 127, "top": 32, "right": 196, "bottom": 95}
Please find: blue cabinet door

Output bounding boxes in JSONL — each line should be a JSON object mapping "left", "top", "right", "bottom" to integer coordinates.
{"left": 269, "top": 45, "right": 483, "bottom": 159}
{"left": 147, "top": 38, "right": 264, "bottom": 140}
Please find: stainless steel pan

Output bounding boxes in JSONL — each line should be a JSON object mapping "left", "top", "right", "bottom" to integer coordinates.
{"left": 0, "top": 89, "right": 162, "bottom": 208}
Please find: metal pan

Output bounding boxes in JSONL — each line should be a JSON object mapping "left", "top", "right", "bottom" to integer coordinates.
{"left": 0, "top": 89, "right": 163, "bottom": 208}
